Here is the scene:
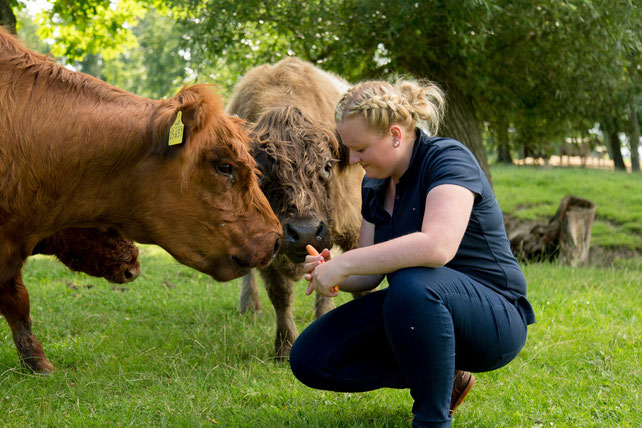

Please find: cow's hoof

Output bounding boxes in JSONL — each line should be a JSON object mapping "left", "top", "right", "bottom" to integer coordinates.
{"left": 274, "top": 344, "right": 293, "bottom": 362}
{"left": 239, "top": 304, "right": 263, "bottom": 315}
{"left": 23, "top": 356, "right": 55, "bottom": 375}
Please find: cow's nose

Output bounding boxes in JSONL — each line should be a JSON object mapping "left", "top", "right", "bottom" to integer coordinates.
{"left": 284, "top": 220, "right": 329, "bottom": 245}
{"left": 122, "top": 264, "right": 141, "bottom": 282}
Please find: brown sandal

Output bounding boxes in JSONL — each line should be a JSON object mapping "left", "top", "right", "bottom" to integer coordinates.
{"left": 450, "top": 370, "right": 475, "bottom": 415}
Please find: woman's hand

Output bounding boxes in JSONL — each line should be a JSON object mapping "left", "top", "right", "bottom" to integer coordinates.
{"left": 303, "top": 248, "right": 342, "bottom": 297}
{"left": 306, "top": 257, "right": 347, "bottom": 297}
{"left": 303, "top": 247, "right": 330, "bottom": 279}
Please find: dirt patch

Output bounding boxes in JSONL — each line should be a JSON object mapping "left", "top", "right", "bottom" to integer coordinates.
{"left": 588, "top": 246, "right": 641, "bottom": 266}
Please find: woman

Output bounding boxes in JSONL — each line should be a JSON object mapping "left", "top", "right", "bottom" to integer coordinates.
{"left": 289, "top": 79, "right": 536, "bottom": 427}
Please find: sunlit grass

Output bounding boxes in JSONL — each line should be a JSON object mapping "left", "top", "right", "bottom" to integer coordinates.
{"left": 1, "top": 245, "right": 640, "bottom": 427}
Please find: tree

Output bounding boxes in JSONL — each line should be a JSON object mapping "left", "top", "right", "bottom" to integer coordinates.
{"left": 0, "top": 0, "right": 18, "bottom": 33}
{"left": 13, "top": 2, "right": 187, "bottom": 100}
{"left": 99, "top": 7, "right": 189, "bottom": 99}
{"left": 164, "top": 0, "right": 493, "bottom": 181}
{"left": 164, "top": 0, "right": 641, "bottom": 179}
{"left": 629, "top": 103, "right": 640, "bottom": 172}
{"left": 35, "top": 0, "right": 145, "bottom": 62}
{"left": 12, "top": 0, "right": 641, "bottom": 175}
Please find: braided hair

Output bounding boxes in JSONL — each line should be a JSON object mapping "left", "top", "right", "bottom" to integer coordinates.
{"left": 335, "top": 78, "right": 445, "bottom": 136}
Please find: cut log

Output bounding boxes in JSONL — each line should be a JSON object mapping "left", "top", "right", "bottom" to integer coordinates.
{"left": 558, "top": 197, "right": 596, "bottom": 266}
{"left": 508, "top": 195, "right": 596, "bottom": 265}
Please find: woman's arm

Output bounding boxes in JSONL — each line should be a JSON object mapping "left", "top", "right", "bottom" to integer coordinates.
{"left": 332, "top": 219, "right": 384, "bottom": 292}
{"left": 308, "top": 184, "right": 475, "bottom": 296}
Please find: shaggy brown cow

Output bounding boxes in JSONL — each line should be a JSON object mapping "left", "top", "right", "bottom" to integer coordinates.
{"left": 227, "top": 58, "right": 364, "bottom": 359}
{"left": 0, "top": 28, "right": 281, "bottom": 373}
{"left": 33, "top": 228, "right": 141, "bottom": 284}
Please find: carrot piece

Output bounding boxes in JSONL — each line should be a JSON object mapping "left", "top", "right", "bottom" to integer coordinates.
{"left": 305, "top": 245, "right": 339, "bottom": 293}
{"left": 305, "top": 244, "right": 320, "bottom": 257}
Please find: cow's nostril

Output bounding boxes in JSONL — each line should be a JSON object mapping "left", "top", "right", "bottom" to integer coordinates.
{"left": 285, "top": 223, "right": 299, "bottom": 242}
{"left": 124, "top": 270, "right": 133, "bottom": 280}
{"left": 272, "top": 237, "right": 281, "bottom": 257}
{"left": 315, "top": 222, "right": 327, "bottom": 240}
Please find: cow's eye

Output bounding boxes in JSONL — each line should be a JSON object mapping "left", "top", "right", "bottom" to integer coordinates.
{"left": 323, "top": 161, "right": 334, "bottom": 178}
{"left": 214, "top": 162, "right": 235, "bottom": 182}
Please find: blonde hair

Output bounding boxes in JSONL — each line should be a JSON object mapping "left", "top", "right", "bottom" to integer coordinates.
{"left": 335, "top": 78, "right": 446, "bottom": 136}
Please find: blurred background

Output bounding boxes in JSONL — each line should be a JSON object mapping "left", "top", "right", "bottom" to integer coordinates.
{"left": 1, "top": 0, "right": 640, "bottom": 178}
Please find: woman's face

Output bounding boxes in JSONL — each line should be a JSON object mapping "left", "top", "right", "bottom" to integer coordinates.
{"left": 337, "top": 117, "right": 398, "bottom": 179}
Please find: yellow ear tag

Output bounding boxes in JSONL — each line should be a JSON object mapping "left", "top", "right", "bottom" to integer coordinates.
{"left": 168, "top": 111, "right": 184, "bottom": 146}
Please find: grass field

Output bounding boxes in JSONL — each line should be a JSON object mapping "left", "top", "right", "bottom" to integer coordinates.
{"left": 1, "top": 165, "right": 640, "bottom": 427}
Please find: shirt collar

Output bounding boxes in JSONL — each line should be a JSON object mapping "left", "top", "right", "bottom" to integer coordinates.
{"left": 397, "top": 128, "right": 427, "bottom": 185}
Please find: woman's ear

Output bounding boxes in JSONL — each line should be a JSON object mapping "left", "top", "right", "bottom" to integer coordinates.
{"left": 389, "top": 124, "right": 402, "bottom": 141}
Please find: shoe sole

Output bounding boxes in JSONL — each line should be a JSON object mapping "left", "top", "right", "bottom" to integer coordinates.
{"left": 450, "top": 374, "right": 475, "bottom": 415}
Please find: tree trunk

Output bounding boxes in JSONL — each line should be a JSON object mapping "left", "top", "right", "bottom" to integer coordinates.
{"left": 629, "top": 103, "right": 640, "bottom": 172}
{"left": 602, "top": 118, "right": 626, "bottom": 171}
{"left": 0, "top": 0, "right": 16, "bottom": 34}
{"left": 440, "top": 83, "right": 492, "bottom": 185}
{"left": 508, "top": 195, "right": 596, "bottom": 266}
{"left": 495, "top": 119, "right": 512, "bottom": 164}
{"left": 558, "top": 197, "right": 596, "bottom": 267}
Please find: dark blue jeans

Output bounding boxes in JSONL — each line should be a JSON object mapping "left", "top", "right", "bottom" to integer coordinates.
{"left": 290, "top": 266, "right": 528, "bottom": 427}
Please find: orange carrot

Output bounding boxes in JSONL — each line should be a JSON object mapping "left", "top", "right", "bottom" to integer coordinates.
{"left": 305, "top": 245, "right": 339, "bottom": 293}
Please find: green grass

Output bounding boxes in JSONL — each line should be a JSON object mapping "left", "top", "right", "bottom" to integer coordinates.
{"left": 1, "top": 166, "right": 641, "bottom": 426}
{"left": 491, "top": 164, "right": 642, "bottom": 251}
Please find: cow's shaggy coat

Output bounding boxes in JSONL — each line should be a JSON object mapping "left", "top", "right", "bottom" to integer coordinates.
{"left": 227, "top": 58, "right": 363, "bottom": 358}
{"left": 0, "top": 28, "right": 281, "bottom": 372}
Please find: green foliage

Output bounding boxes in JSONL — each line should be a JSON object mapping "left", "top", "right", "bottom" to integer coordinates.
{"left": 36, "top": 0, "right": 146, "bottom": 61}
{"left": 100, "top": 7, "right": 188, "bottom": 99}
{"left": 19, "top": 0, "right": 640, "bottom": 161}
{"left": 163, "top": 0, "right": 641, "bottom": 155}
{"left": 16, "top": 7, "right": 50, "bottom": 53}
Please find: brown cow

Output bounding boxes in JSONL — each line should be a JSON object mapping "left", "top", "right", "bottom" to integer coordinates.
{"left": 227, "top": 58, "right": 364, "bottom": 359}
{"left": 33, "top": 228, "right": 141, "bottom": 284}
{"left": 0, "top": 28, "right": 281, "bottom": 373}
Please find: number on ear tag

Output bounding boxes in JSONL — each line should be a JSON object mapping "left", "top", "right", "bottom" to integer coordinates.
{"left": 168, "top": 111, "right": 184, "bottom": 146}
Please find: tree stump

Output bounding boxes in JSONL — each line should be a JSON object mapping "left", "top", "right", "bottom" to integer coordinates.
{"left": 558, "top": 197, "right": 596, "bottom": 266}
{"left": 509, "top": 195, "right": 596, "bottom": 266}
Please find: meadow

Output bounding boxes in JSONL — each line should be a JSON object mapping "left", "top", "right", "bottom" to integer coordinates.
{"left": 1, "top": 165, "right": 640, "bottom": 427}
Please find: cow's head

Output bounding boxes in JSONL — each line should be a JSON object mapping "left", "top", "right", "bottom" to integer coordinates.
{"left": 123, "top": 85, "right": 281, "bottom": 281}
{"left": 35, "top": 228, "right": 141, "bottom": 284}
{"left": 249, "top": 105, "right": 349, "bottom": 264}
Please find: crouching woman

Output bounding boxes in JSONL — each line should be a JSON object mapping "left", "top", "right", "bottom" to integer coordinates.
{"left": 290, "top": 78, "right": 535, "bottom": 427}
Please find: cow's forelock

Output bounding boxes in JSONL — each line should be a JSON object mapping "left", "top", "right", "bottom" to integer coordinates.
{"left": 251, "top": 120, "right": 339, "bottom": 223}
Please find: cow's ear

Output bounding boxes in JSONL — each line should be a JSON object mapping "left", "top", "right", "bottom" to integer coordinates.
{"left": 176, "top": 85, "right": 223, "bottom": 135}
{"left": 155, "top": 85, "right": 224, "bottom": 151}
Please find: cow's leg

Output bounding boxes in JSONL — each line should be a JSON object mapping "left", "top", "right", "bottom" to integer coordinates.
{"left": 260, "top": 268, "right": 297, "bottom": 360}
{"left": 314, "top": 293, "right": 335, "bottom": 318}
{"left": 0, "top": 272, "right": 54, "bottom": 374}
{"left": 239, "top": 271, "right": 262, "bottom": 314}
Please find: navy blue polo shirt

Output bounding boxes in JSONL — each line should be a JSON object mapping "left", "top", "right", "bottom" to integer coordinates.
{"left": 361, "top": 129, "right": 535, "bottom": 325}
